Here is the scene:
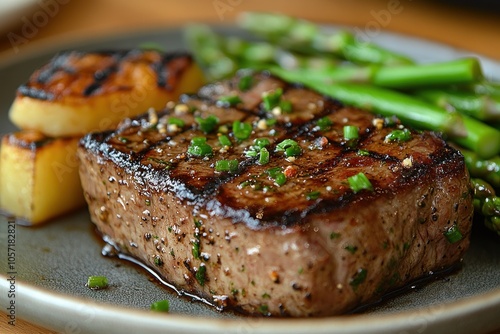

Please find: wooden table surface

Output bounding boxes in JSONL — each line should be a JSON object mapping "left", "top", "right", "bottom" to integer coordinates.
{"left": 1, "top": 1, "right": 499, "bottom": 333}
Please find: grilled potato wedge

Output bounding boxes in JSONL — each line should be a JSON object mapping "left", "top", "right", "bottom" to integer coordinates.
{"left": 0, "top": 131, "right": 85, "bottom": 225}
{"left": 9, "top": 50, "right": 204, "bottom": 137}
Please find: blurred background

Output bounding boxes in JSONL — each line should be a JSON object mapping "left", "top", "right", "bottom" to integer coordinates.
{"left": 0, "top": 0, "right": 499, "bottom": 61}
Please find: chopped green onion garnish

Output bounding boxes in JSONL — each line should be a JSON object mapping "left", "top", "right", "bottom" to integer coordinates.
{"left": 258, "top": 148, "right": 270, "bottom": 165}
{"left": 285, "top": 145, "right": 302, "bottom": 157}
{"left": 266, "top": 118, "right": 277, "bottom": 126}
{"left": 276, "top": 139, "right": 301, "bottom": 157}
{"left": 232, "top": 121, "right": 253, "bottom": 141}
{"left": 217, "top": 94, "right": 242, "bottom": 107}
{"left": 266, "top": 167, "right": 286, "bottom": 186}
{"left": 215, "top": 159, "right": 239, "bottom": 173}
{"left": 191, "top": 137, "right": 207, "bottom": 146}
{"left": 86, "top": 276, "right": 108, "bottom": 290}
{"left": 245, "top": 150, "right": 259, "bottom": 158}
{"left": 444, "top": 224, "right": 463, "bottom": 243}
{"left": 150, "top": 299, "right": 170, "bottom": 312}
{"left": 357, "top": 149, "right": 370, "bottom": 156}
{"left": 266, "top": 167, "right": 282, "bottom": 178}
{"left": 343, "top": 125, "right": 359, "bottom": 140}
{"left": 279, "top": 100, "right": 293, "bottom": 113}
{"left": 188, "top": 137, "right": 213, "bottom": 157}
{"left": 316, "top": 117, "right": 332, "bottom": 131}
{"left": 168, "top": 117, "right": 185, "bottom": 127}
{"left": 254, "top": 137, "right": 270, "bottom": 149}
{"left": 118, "top": 136, "right": 129, "bottom": 143}
{"left": 218, "top": 134, "right": 232, "bottom": 147}
{"left": 274, "top": 172, "right": 287, "bottom": 186}
{"left": 262, "top": 88, "right": 283, "bottom": 111}
{"left": 347, "top": 172, "right": 374, "bottom": 193}
{"left": 195, "top": 115, "right": 219, "bottom": 134}
{"left": 238, "top": 75, "right": 253, "bottom": 91}
{"left": 306, "top": 191, "right": 321, "bottom": 200}
{"left": 385, "top": 128, "right": 412, "bottom": 142}
{"left": 276, "top": 139, "right": 298, "bottom": 151}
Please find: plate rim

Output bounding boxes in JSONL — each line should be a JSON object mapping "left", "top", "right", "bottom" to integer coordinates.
{"left": 1, "top": 278, "right": 499, "bottom": 334}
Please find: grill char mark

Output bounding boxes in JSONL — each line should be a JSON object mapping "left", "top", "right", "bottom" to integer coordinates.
{"left": 17, "top": 49, "right": 194, "bottom": 101}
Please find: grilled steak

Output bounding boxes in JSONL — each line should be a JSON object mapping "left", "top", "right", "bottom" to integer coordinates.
{"left": 77, "top": 71, "right": 474, "bottom": 317}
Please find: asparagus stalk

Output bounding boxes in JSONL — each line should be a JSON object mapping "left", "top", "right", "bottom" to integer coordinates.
{"left": 184, "top": 24, "right": 238, "bottom": 81}
{"left": 460, "top": 148, "right": 500, "bottom": 188}
{"left": 237, "top": 12, "right": 413, "bottom": 65}
{"left": 266, "top": 66, "right": 500, "bottom": 159}
{"left": 221, "top": 35, "right": 339, "bottom": 71}
{"left": 415, "top": 88, "right": 500, "bottom": 122}
{"left": 471, "top": 178, "right": 500, "bottom": 236}
{"left": 248, "top": 58, "right": 482, "bottom": 89}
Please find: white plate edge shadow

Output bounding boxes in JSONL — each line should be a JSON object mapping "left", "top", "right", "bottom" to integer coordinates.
{"left": 0, "top": 25, "right": 500, "bottom": 334}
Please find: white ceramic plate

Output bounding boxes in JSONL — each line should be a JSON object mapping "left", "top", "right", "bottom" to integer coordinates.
{"left": 0, "top": 27, "right": 499, "bottom": 334}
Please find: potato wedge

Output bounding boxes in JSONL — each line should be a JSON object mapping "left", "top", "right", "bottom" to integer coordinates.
{"left": 0, "top": 131, "right": 85, "bottom": 225}
{"left": 9, "top": 50, "right": 204, "bottom": 137}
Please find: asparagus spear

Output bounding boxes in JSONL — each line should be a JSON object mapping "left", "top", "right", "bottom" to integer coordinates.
{"left": 237, "top": 12, "right": 413, "bottom": 65}
{"left": 415, "top": 88, "right": 500, "bottom": 122}
{"left": 471, "top": 178, "right": 500, "bottom": 236}
{"left": 265, "top": 66, "right": 500, "bottom": 159}
{"left": 184, "top": 24, "right": 237, "bottom": 81}
{"left": 460, "top": 148, "right": 500, "bottom": 188}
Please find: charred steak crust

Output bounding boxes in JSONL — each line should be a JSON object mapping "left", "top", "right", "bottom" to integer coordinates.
{"left": 78, "top": 72, "right": 473, "bottom": 317}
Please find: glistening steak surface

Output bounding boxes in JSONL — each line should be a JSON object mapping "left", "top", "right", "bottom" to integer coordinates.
{"left": 77, "top": 72, "right": 474, "bottom": 317}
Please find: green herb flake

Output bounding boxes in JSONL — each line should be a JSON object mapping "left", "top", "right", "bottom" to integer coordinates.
{"left": 306, "top": 190, "right": 321, "bottom": 200}
{"left": 86, "top": 276, "right": 108, "bottom": 290}
{"left": 258, "top": 147, "right": 270, "bottom": 165}
{"left": 343, "top": 125, "right": 359, "bottom": 140}
{"left": 262, "top": 292, "right": 271, "bottom": 299}
{"left": 357, "top": 149, "right": 370, "bottom": 156}
{"left": 118, "top": 136, "right": 129, "bottom": 143}
{"left": 330, "top": 232, "right": 341, "bottom": 240}
{"left": 276, "top": 139, "right": 302, "bottom": 157}
{"left": 187, "top": 137, "right": 213, "bottom": 158}
{"left": 168, "top": 117, "right": 185, "bottom": 127}
{"left": 279, "top": 100, "right": 293, "bottom": 113}
{"left": 349, "top": 268, "right": 367, "bottom": 291}
{"left": 316, "top": 117, "right": 333, "bottom": 131}
{"left": 232, "top": 121, "right": 253, "bottom": 141}
{"left": 345, "top": 245, "right": 358, "bottom": 254}
{"left": 347, "top": 172, "right": 374, "bottom": 193}
{"left": 217, "top": 94, "right": 242, "bottom": 107}
{"left": 238, "top": 75, "right": 253, "bottom": 91}
{"left": 195, "top": 264, "right": 206, "bottom": 286}
{"left": 150, "top": 299, "right": 170, "bottom": 312}
{"left": 154, "top": 256, "right": 164, "bottom": 267}
{"left": 258, "top": 304, "right": 269, "bottom": 315}
{"left": 266, "top": 118, "right": 277, "bottom": 126}
{"left": 444, "top": 224, "right": 463, "bottom": 243}
{"left": 192, "top": 240, "right": 200, "bottom": 259}
{"left": 215, "top": 159, "right": 239, "bottom": 173}
{"left": 218, "top": 134, "right": 232, "bottom": 147}
{"left": 195, "top": 115, "right": 219, "bottom": 134}
{"left": 262, "top": 88, "right": 283, "bottom": 111}
{"left": 385, "top": 128, "right": 412, "bottom": 142}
